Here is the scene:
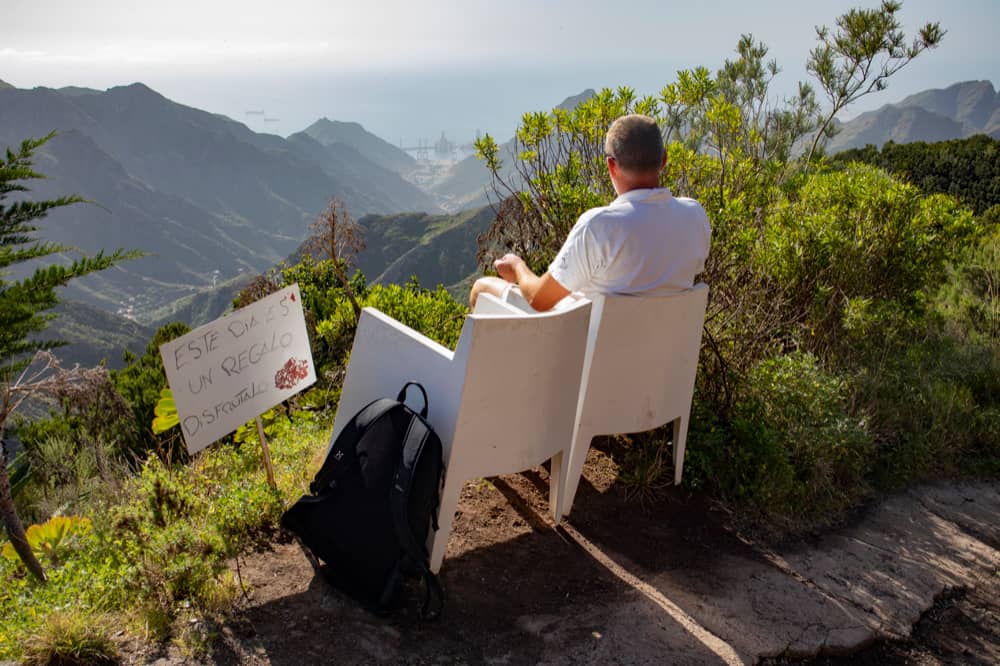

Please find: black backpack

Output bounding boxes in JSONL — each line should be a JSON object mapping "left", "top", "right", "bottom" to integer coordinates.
{"left": 281, "top": 381, "right": 444, "bottom": 619}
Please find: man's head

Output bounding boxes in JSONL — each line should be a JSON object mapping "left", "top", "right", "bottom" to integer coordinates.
{"left": 604, "top": 114, "right": 665, "bottom": 192}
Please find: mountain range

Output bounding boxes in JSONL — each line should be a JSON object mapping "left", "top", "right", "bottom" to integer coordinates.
{"left": 302, "top": 118, "right": 418, "bottom": 175}
{"left": 0, "top": 82, "right": 440, "bottom": 322}
{"left": 826, "top": 80, "right": 1000, "bottom": 153}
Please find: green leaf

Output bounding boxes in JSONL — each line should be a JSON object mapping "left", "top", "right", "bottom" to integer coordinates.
{"left": 151, "top": 387, "right": 180, "bottom": 434}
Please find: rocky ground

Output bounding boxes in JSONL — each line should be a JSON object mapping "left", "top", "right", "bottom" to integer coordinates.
{"left": 124, "top": 445, "right": 1000, "bottom": 665}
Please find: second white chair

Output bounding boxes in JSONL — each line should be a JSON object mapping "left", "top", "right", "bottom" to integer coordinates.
{"left": 560, "top": 284, "right": 709, "bottom": 518}
{"left": 502, "top": 283, "right": 709, "bottom": 519}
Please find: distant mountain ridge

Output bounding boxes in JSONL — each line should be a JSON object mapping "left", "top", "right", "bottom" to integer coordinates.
{"left": 303, "top": 118, "right": 417, "bottom": 175}
{"left": 0, "top": 81, "right": 440, "bottom": 321}
{"left": 826, "top": 80, "right": 1000, "bottom": 153}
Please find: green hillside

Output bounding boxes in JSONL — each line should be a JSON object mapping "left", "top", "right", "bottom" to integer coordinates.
{"left": 38, "top": 300, "right": 154, "bottom": 370}
{"left": 356, "top": 206, "right": 494, "bottom": 292}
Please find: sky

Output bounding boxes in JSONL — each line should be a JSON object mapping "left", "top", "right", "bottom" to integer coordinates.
{"left": 2, "top": 0, "right": 998, "bottom": 146}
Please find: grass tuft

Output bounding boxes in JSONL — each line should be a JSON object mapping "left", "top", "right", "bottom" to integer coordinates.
{"left": 24, "top": 611, "right": 119, "bottom": 665}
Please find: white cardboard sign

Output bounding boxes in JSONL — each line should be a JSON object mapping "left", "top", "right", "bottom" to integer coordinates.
{"left": 159, "top": 284, "right": 316, "bottom": 454}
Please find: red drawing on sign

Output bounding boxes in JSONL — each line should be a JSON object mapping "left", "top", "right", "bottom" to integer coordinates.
{"left": 290, "top": 292, "right": 296, "bottom": 301}
{"left": 275, "top": 358, "right": 309, "bottom": 390}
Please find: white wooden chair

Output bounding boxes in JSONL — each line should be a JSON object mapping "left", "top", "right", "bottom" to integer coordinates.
{"left": 503, "top": 283, "right": 709, "bottom": 519}
{"left": 329, "top": 294, "right": 593, "bottom": 573}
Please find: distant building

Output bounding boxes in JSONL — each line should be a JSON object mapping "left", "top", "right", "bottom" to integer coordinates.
{"left": 434, "top": 132, "right": 454, "bottom": 158}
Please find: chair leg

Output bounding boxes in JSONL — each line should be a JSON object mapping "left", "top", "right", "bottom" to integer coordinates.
{"left": 428, "top": 476, "right": 463, "bottom": 574}
{"left": 548, "top": 450, "right": 570, "bottom": 523}
{"left": 560, "top": 427, "right": 593, "bottom": 519}
{"left": 673, "top": 415, "right": 689, "bottom": 486}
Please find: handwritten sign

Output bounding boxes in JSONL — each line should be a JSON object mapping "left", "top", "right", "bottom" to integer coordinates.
{"left": 160, "top": 284, "right": 316, "bottom": 454}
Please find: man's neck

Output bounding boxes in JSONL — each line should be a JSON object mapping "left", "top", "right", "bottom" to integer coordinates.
{"left": 615, "top": 180, "right": 660, "bottom": 195}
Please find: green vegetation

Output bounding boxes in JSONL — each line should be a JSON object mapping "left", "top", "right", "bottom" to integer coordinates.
{"left": 22, "top": 611, "right": 119, "bottom": 665}
{"left": 833, "top": 135, "right": 1000, "bottom": 215}
{"left": 2, "top": 133, "right": 139, "bottom": 585}
{"left": 1, "top": 417, "right": 324, "bottom": 661}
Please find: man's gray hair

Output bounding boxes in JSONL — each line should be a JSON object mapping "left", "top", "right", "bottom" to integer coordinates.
{"left": 604, "top": 114, "right": 665, "bottom": 172}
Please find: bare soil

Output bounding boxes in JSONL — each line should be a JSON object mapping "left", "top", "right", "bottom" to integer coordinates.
{"left": 119, "top": 442, "right": 1000, "bottom": 665}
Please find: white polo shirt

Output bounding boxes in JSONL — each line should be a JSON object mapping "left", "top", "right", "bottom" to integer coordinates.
{"left": 548, "top": 187, "right": 711, "bottom": 298}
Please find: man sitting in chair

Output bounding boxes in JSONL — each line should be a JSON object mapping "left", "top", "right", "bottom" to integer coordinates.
{"left": 469, "top": 114, "right": 711, "bottom": 312}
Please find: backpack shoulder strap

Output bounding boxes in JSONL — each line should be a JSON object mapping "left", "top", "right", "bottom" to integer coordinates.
{"left": 390, "top": 415, "right": 432, "bottom": 559}
{"left": 311, "top": 397, "right": 399, "bottom": 494}
{"left": 389, "top": 413, "right": 444, "bottom": 619}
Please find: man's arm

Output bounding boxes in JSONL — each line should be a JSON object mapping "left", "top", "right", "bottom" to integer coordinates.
{"left": 495, "top": 254, "right": 570, "bottom": 312}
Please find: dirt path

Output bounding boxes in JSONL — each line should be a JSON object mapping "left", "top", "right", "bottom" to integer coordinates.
{"left": 127, "top": 448, "right": 1000, "bottom": 665}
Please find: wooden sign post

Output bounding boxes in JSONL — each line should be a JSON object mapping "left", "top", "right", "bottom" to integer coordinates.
{"left": 255, "top": 416, "right": 276, "bottom": 489}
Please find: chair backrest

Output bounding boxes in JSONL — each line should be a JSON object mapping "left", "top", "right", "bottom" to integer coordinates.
{"left": 576, "top": 283, "right": 708, "bottom": 437}
{"left": 447, "top": 296, "right": 592, "bottom": 479}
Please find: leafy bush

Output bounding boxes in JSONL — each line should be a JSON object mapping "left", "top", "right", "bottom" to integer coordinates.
{"left": 315, "top": 280, "right": 467, "bottom": 360}
{"left": 761, "top": 164, "right": 979, "bottom": 360}
{"left": 833, "top": 135, "right": 1000, "bottom": 215}
{"left": 854, "top": 334, "right": 1000, "bottom": 487}
{"left": 936, "top": 225, "right": 1000, "bottom": 346}
{"left": 109, "top": 461, "right": 224, "bottom": 612}
{"left": 112, "top": 321, "right": 191, "bottom": 462}
{"left": 687, "top": 352, "right": 870, "bottom": 532}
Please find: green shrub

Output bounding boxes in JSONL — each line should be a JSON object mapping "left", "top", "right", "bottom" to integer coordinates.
{"left": 112, "top": 321, "right": 191, "bottom": 462}
{"left": 0, "top": 526, "right": 132, "bottom": 662}
{"left": 855, "top": 336, "right": 1000, "bottom": 487}
{"left": 687, "top": 352, "right": 870, "bottom": 533}
{"left": 315, "top": 280, "right": 467, "bottom": 359}
{"left": 761, "top": 164, "right": 979, "bottom": 361}
{"left": 109, "top": 460, "right": 224, "bottom": 612}
{"left": 936, "top": 226, "right": 1000, "bottom": 346}
{"left": 832, "top": 135, "right": 1000, "bottom": 216}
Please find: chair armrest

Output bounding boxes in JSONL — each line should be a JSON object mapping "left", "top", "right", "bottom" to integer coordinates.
{"left": 501, "top": 285, "right": 534, "bottom": 312}
{"left": 503, "top": 285, "right": 586, "bottom": 313}
{"left": 357, "top": 307, "right": 456, "bottom": 359}
{"left": 473, "top": 292, "right": 524, "bottom": 316}
{"left": 330, "top": 307, "right": 459, "bottom": 443}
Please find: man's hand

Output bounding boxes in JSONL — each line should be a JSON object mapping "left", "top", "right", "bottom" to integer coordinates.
{"left": 494, "top": 253, "right": 525, "bottom": 283}
{"left": 472, "top": 252, "right": 569, "bottom": 312}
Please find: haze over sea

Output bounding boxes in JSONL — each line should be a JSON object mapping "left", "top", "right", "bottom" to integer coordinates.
{"left": 3, "top": 0, "right": 999, "bottom": 147}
